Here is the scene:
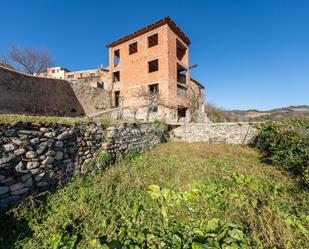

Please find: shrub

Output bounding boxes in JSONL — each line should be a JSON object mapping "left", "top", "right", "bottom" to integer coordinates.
{"left": 153, "top": 120, "right": 168, "bottom": 142}
{"left": 153, "top": 120, "right": 168, "bottom": 135}
{"left": 95, "top": 150, "right": 111, "bottom": 169}
{"left": 251, "top": 121, "right": 309, "bottom": 183}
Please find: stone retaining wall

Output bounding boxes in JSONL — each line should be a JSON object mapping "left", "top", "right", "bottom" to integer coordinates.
{"left": 0, "top": 66, "right": 111, "bottom": 116}
{"left": 0, "top": 122, "right": 164, "bottom": 212}
{"left": 103, "top": 123, "right": 165, "bottom": 163}
{"left": 170, "top": 122, "right": 259, "bottom": 144}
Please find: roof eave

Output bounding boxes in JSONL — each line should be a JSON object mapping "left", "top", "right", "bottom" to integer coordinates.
{"left": 106, "top": 16, "right": 191, "bottom": 48}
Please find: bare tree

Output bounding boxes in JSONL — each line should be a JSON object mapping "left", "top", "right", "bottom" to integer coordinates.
{"left": 186, "top": 84, "right": 203, "bottom": 122}
{"left": 8, "top": 44, "right": 53, "bottom": 75}
{"left": 137, "top": 86, "right": 161, "bottom": 121}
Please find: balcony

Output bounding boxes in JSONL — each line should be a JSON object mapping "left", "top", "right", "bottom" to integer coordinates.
{"left": 177, "top": 63, "right": 187, "bottom": 85}
{"left": 177, "top": 84, "right": 187, "bottom": 97}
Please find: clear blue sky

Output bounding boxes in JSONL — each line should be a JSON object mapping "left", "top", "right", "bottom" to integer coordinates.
{"left": 1, "top": 0, "right": 308, "bottom": 110}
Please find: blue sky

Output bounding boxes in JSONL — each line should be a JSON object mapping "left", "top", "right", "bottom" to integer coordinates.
{"left": 1, "top": 0, "right": 308, "bottom": 110}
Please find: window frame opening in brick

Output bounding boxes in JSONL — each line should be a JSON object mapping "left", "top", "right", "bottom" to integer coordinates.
{"left": 129, "top": 42, "right": 138, "bottom": 55}
{"left": 113, "top": 71, "right": 120, "bottom": 82}
{"left": 177, "top": 63, "right": 187, "bottom": 84}
{"left": 177, "top": 84, "right": 187, "bottom": 97}
{"left": 97, "top": 82, "right": 104, "bottom": 89}
{"left": 148, "top": 59, "right": 159, "bottom": 73}
{"left": 177, "top": 107, "right": 187, "bottom": 121}
{"left": 90, "top": 73, "right": 95, "bottom": 77}
{"left": 176, "top": 39, "right": 187, "bottom": 62}
{"left": 148, "top": 83, "right": 159, "bottom": 95}
{"left": 148, "top": 33, "right": 158, "bottom": 48}
{"left": 114, "top": 91, "right": 120, "bottom": 107}
{"left": 149, "top": 105, "right": 158, "bottom": 113}
{"left": 67, "top": 74, "right": 74, "bottom": 79}
{"left": 114, "top": 49, "right": 120, "bottom": 66}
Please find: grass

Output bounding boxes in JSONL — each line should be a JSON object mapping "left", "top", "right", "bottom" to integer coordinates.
{"left": 1, "top": 142, "right": 309, "bottom": 248}
{"left": 0, "top": 114, "right": 131, "bottom": 126}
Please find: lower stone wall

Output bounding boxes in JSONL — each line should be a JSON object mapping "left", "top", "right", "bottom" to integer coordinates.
{"left": 170, "top": 122, "right": 259, "bottom": 144}
{"left": 0, "top": 122, "right": 164, "bottom": 212}
{"left": 103, "top": 123, "right": 165, "bottom": 163}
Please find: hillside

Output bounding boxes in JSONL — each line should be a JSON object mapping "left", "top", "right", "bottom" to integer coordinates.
{"left": 230, "top": 105, "right": 309, "bottom": 121}
{"left": 1, "top": 142, "right": 308, "bottom": 248}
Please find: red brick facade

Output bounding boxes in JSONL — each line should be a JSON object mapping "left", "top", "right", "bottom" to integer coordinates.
{"left": 107, "top": 17, "right": 205, "bottom": 122}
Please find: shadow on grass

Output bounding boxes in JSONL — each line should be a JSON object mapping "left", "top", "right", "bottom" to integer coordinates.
{"left": 0, "top": 192, "right": 51, "bottom": 248}
{"left": 0, "top": 212, "right": 33, "bottom": 248}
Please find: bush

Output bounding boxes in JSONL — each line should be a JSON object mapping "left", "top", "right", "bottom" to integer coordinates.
{"left": 153, "top": 120, "right": 168, "bottom": 135}
{"left": 251, "top": 120, "right": 309, "bottom": 183}
{"left": 153, "top": 120, "right": 168, "bottom": 142}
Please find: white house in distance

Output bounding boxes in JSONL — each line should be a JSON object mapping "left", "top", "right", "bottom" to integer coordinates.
{"left": 39, "top": 66, "right": 110, "bottom": 89}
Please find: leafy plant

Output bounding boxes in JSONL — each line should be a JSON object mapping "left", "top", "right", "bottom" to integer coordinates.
{"left": 153, "top": 120, "right": 168, "bottom": 136}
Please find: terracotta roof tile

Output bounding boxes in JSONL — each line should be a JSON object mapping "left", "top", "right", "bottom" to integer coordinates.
{"left": 106, "top": 16, "right": 191, "bottom": 48}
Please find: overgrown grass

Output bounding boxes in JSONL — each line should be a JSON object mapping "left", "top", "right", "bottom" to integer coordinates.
{"left": 1, "top": 142, "right": 309, "bottom": 248}
{"left": 0, "top": 114, "right": 138, "bottom": 127}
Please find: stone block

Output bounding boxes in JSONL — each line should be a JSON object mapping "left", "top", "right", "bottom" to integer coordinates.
{"left": 10, "top": 182, "right": 24, "bottom": 192}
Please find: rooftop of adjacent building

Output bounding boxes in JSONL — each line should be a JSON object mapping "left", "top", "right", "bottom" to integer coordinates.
{"left": 106, "top": 16, "right": 191, "bottom": 48}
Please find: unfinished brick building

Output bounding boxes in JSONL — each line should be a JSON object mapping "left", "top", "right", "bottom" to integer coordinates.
{"left": 107, "top": 17, "right": 205, "bottom": 122}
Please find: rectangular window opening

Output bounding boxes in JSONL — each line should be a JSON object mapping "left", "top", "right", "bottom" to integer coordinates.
{"left": 177, "top": 63, "right": 187, "bottom": 84}
{"left": 177, "top": 85, "right": 187, "bottom": 97}
{"left": 148, "top": 83, "right": 159, "bottom": 95}
{"left": 176, "top": 39, "right": 187, "bottom": 61}
{"left": 129, "top": 42, "right": 138, "bottom": 54}
{"left": 113, "top": 71, "right": 120, "bottom": 82}
{"left": 148, "top": 59, "right": 159, "bottom": 73}
{"left": 149, "top": 105, "right": 158, "bottom": 113}
{"left": 114, "top": 91, "right": 120, "bottom": 107}
{"left": 114, "top": 49, "right": 120, "bottom": 66}
{"left": 148, "top": 33, "right": 158, "bottom": 48}
{"left": 177, "top": 107, "right": 187, "bottom": 120}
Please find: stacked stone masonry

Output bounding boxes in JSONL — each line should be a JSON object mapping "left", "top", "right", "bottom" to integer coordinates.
{"left": 0, "top": 122, "right": 164, "bottom": 212}
{"left": 170, "top": 122, "right": 259, "bottom": 144}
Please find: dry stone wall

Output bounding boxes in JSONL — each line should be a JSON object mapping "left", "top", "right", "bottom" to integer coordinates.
{"left": 170, "top": 122, "right": 259, "bottom": 144}
{"left": 102, "top": 123, "right": 165, "bottom": 163}
{"left": 0, "top": 122, "right": 164, "bottom": 212}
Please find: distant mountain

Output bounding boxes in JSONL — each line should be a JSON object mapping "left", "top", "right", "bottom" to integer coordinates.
{"left": 229, "top": 105, "right": 309, "bottom": 121}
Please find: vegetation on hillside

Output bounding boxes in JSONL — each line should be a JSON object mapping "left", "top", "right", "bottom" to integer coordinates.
{"left": 1, "top": 142, "right": 309, "bottom": 248}
{"left": 204, "top": 103, "right": 240, "bottom": 122}
{"left": 251, "top": 119, "right": 309, "bottom": 185}
{"left": 231, "top": 105, "right": 309, "bottom": 122}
